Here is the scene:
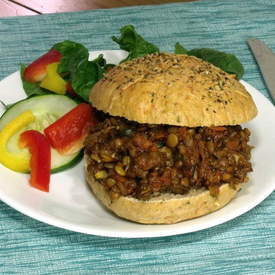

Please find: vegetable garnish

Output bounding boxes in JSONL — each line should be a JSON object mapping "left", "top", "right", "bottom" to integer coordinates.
{"left": 0, "top": 98, "right": 91, "bottom": 191}
{"left": 0, "top": 111, "right": 35, "bottom": 172}
{"left": 19, "top": 130, "right": 51, "bottom": 192}
{"left": 53, "top": 40, "right": 89, "bottom": 76}
{"left": 21, "top": 65, "right": 49, "bottom": 97}
{"left": 112, "top": 25, "right": 160, "bottom": 62}
{"left": 21, "top": 41, "right": 112, "bottom": 101}
{"left": 0, "top": 95, "right": 83, "bottom": 174}
{"left": 174, "top": 42, "right": 244, "bottom": 79}
{"left": 23, "top": 49, "right": 62, "bottom": 83}
{"left": 44, "top": 103, "right": 96, "bottom": 155}
{"left": 111, "top": 25, "right": 244, "bottom": 78}
{"left": 39, "top": 62, "right": 67, "bottom": 94}
{"left": 70, "top": 54, "right": 107, "bottom": 102}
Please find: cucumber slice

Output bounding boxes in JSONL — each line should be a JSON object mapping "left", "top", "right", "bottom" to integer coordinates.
{"left": 0, "top": 95, "right": 82, "bottom": 173}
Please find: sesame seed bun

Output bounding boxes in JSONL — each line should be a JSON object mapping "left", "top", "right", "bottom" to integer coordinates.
{"left": 90, "top": 53, "right": 257, "bottom": 127}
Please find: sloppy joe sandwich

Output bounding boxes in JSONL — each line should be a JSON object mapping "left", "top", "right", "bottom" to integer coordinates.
{"left": 84, "top": 53, "right": 258, "bottom": 224}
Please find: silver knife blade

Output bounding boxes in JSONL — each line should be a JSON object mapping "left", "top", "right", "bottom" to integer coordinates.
{"left": 247, "top": 38, "right": 275, "bottom": 104}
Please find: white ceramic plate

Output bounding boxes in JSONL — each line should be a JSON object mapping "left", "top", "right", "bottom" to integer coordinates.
{"left": 0, "top": 50, "right": 274, "bottom": 238}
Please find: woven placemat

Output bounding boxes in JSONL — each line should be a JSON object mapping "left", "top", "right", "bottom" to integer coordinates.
{"left": 0, "top": 0, "right": 274, "bottom": 274}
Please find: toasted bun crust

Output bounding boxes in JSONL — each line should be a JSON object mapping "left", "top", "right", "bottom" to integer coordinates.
{"left": 90, "top": 53, "right": 257, "bottom": 127}
{"left": 85, "top": 156, "right": 243, "bottom": 224}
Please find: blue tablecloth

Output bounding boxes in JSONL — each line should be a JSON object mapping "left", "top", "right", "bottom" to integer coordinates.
{"left": 0, "top": 0, "right": 274, "bottom": 274}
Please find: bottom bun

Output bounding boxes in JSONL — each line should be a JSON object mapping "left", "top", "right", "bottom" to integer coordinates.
{"left": 85, "top": 164, "right": 244, "bottom": 224}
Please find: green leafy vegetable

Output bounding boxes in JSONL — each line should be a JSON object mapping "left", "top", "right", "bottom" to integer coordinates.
{"left": 188, "top": 48, "right": 244, "bottom": 79}
{"left": 53, "top": 40, "right": 89, "bottom": 77}
{"left": 54, "top": 42, "right": 110, "bottom": 101}
{"left": 21, "top": 41, "right": 111, "bottom": 102}
{"left": 20, "top": 65, "right": 49, "bottom": 97}
{"left": 112, "top": 25, "right": 159, "bottom": 62}
{"left": 174, "top": 42, "right": 244, "bottom": 79}
{"left": 92, "top": 54, "right": 106, "bottom": 68}
{"left": 174, "top": 42, "right": 188, "bottom": 54}
{"left": 71, "top": 55, "right": 106, "bottom": 102}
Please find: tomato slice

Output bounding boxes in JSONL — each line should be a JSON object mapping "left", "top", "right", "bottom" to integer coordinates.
{"left": 44, "top": 103, "right": 96, "bottom": 155}
{"left": 19, "top": 130, "right": 51, "bottom": 192}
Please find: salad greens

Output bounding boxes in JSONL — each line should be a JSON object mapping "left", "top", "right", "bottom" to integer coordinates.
{"left": 112, "top": 25, "right": 160, "bottom": 62}
{"left": 188, "top": 48, "right": 244, "bottom": 79}
{"left": 21, "top": 41, "right": 110, "bottom": 102}
{"left": 71, "top": 55, "right": 105, "bottom": 102}
{"left": 21, "top": 25, "right": 245, "bottom": 102}
{"left": 53, "top": 40, "right": 89, "bottom": 77}
{"left": 174, "top": 42, "right": 188, "bottom": 55}
{"left": 174, "top": 42, "right": 244, "bottom": 79}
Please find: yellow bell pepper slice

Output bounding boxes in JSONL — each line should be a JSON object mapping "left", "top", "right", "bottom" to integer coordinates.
{"left": 0, "top": 110, "right": 35, "bottom": 172}
{"left": 39, "top": 62, "right": 67, "bottom": 94}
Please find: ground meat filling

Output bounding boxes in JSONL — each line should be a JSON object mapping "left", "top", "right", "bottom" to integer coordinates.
{"left": 84, "top": 117, "right": 252, "bottom": 200}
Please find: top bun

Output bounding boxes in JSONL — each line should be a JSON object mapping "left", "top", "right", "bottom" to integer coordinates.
{"left": 90, "top": 53, "right": 257, "bottom": 127}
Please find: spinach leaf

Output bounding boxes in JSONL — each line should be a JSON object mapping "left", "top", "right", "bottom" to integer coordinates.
{"left": 20, "top": 65, "right": 49, "bottom": 97}
{"left": 53, "top": 40, "right": 89, "bottom": 77}
{"left": 92, "top": 54, "right": 106, "bottom": 71}
{"left": 174, "top": 42, "right": 188, "bottom": 54}
{"left": 174, "top": 43, "right": 244, "bottom": 79}
{"left": 71, "top": 55, "right": 106, "bottom": 102}
{"left": 112, "top": 25, "right": 159, "bottom": 62}
{"left": 92, "top": 54, "right": 116, "bottom": 76}
{"left": 54, "top": 42, "right": 110, "bottom": 101}
{"left": 188, "top": 48, "right": 244, "bottom": 79}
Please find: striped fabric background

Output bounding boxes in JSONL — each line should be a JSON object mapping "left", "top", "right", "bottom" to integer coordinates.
{"left": 0, "top": 0, "right": 274, "bottom": 274}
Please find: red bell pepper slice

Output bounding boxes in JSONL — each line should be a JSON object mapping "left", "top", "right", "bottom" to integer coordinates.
{"left": 24, "top": 49, "right": 62, "bottom": 83}
{"left": 44, "top": 103, "right": 96, "bottom": 155}
{"left": 19, "top": 130, "right": 51, "bottom": 192}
